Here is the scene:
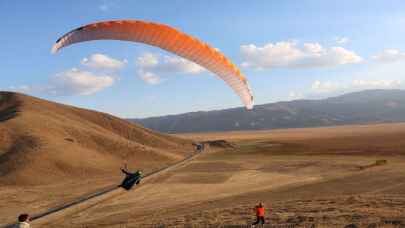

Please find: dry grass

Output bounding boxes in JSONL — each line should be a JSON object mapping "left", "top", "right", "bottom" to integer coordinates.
{"left": 3, "top": 92, "right": 405, "bottom": 227}
{"left": 47, "top": 124, "right": 405, "bottom": 227}
{"left": 0, "top": 92, "right": 193, "bottom": 185}
{"left": 358, "top": 160, "right": 388, "bottom": 170}
{"left": 0, "top": 92, "right": 194, "bottom": 225}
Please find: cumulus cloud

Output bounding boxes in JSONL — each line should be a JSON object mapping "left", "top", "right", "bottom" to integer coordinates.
{"left": 352, "top": 79, "right": 402, "bottom": 89}
{"left": 12, "top": 69, "right": 115, "bottom": 96}
{"left": 335, "top": 37, "right": 349, "bottom": 44}
{"left": 311, "top": 79, "right": 402, "bottom": 94}
{"left": 136, "top": 52, "right": 204, "bottom": 74}
{"left": 311, "top": 80, "right": 343, "bottom": 94}
{"left": 136, "top": 52, "right": 205, "bottom": 85}
{"left": 81, "top": 53, "right": 127, "bottom": 70}
{"left": 138, "top": 71, "right": 161, "bottom": 85}
{"left": 45, "top": 69, "right": 114, "bottom": 96}
{"left": 240, "top": 41, "right": 362, "bottom": 69}
{"left": 371, "top": 49, "right": 405, "bottom": 63}
{"left": 11, "top": 53, "right": 123, "bottom": 96}
{"left": 47, "top": 68, "right": 115, "bottom": 95}
{"left": 9, "top": 85, "right": 32, "bottom": 94}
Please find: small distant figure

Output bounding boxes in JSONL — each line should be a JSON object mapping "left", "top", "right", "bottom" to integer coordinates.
{"left": 15, "top": 214, "right": 30, "bottom": 228}
{"left": 252, "top": 202, "right": 266, "bottom": 227}
{"left": 195, "top": 143, "right": 204, "bottom": 152}
{"left": 119, "top": 164, "right": 143, "bottom": 190}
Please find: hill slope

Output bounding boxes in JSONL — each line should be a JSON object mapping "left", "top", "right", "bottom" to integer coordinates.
{"left": 0, "top": 92, "right": 193, "bottom": 185}
{"left": 133, "top": 89, "right": 405, "bottom": 133}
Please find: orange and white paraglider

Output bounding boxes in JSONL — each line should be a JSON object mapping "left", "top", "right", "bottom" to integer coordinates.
{"left": 52, "top": 20, "right": 254, "bottom": 109}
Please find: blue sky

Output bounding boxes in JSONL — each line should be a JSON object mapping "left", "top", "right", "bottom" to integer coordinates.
{"left": 1, "top": 1, "right": 405, "bottom": 118}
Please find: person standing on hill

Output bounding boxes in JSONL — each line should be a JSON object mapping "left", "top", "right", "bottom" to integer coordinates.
{"left": 14, "top": 214, "right": 31, "bottom": 228}
{"left": 252, "top": 202, "right": 266, "bottom": 227}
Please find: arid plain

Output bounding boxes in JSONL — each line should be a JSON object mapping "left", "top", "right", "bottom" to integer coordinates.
{"left": 33, "top": 123, "right": 405, "bottom": 227}
{"left": 2, "top": 93, "right": 405, "bottom": 227}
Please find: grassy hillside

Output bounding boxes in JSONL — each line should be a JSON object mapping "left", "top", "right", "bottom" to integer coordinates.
{"left": 0, "top": 92, "right": 193, "bottom": 185}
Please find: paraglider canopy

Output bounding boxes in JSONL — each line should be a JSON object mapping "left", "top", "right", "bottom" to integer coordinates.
{"left": 52, "top": 20, "right": 254, "bottom": 109}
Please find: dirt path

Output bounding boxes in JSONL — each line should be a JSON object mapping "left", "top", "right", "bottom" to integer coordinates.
{"left": 3, "top": 151, "right": 201, "bottom": 227}
{"left": 44, "top": 152, "right": 392, "bottom": 227}
{"left": 7, "top": 123, "right": 405, "bottom": 227}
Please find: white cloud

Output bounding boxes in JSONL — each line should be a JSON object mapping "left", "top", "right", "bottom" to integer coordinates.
{"left": 335, "top": 37, "right": 349, "bottom": 44}
{"left": 240, "top": 41, "right": 362, "bottom": 69}
{"left": 12, "top": 69, "right": 115, "bottom": 96}
{"left": 136, "top": 52, "right": 205, "bottom": 85}
{"left": 136, "top": 52, "right": 204, "bottom": 74}
{"left": 311, "top": 79, "right": 402, "bottom": 94}
{"left": 138, "top": 71, "right": 161, "bottom": 85}
{"left": 352, "top": 79, "right": 402, "bottom": 89}
{"left": 9, "top": 85, "right": 32, "bottom": 93}
{"left": 136, "top": 53, "right": 159, "bottom": 68}
{"left": 47, "top": 68, "right": 115, "bottom": 96}
{"left": 81, "top": 53, "right": 127, "bottom": 70}
{"left": 311, "top": 80, "right": 341, "bottom": 93}
{"left": 371, "top": 49, "right": 405, "bottom": 63}
{"left": 288, "top": 91, "right": 304, "bottom": 100}
{"left": 15, "top": 68, "right": 115, "bottom": 96}
{"left": 11, "top": 53, "right": 121, "bottom": 96}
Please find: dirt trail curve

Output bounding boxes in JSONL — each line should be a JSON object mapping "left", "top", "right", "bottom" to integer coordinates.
{"left": 4, "top": 151, "right": 201, "bottom": 228}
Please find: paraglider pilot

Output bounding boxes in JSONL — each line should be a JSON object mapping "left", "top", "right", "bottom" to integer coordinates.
{"left": 119, "top": 164, "right": 142, "bottom": 190}
{"left": 252, "top": 202, "right": 266, "bottom": 226}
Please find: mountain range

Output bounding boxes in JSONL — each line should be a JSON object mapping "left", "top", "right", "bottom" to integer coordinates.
{"left": 132, "top": 89, "right": 405, "bottom": 133}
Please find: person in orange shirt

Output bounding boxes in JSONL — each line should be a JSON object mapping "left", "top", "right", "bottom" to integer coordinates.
{"left": 252, "top": 202, "right": 266, "bottom": 226}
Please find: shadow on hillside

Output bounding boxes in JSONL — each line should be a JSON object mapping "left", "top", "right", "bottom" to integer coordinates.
{"left": 0, "top": 93, "right": 20, "bottom": 122}
{"left": 0, "top": 106, "right": 19, "bottom": 122}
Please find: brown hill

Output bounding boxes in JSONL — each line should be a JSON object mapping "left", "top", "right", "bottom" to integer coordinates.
{"left": 0, "top": 92, "right": 193, "bottom": 185}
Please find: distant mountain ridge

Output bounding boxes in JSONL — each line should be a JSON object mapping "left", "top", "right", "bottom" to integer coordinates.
{"left": 131, "top": 89, "right": 405, "bottom": 133}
